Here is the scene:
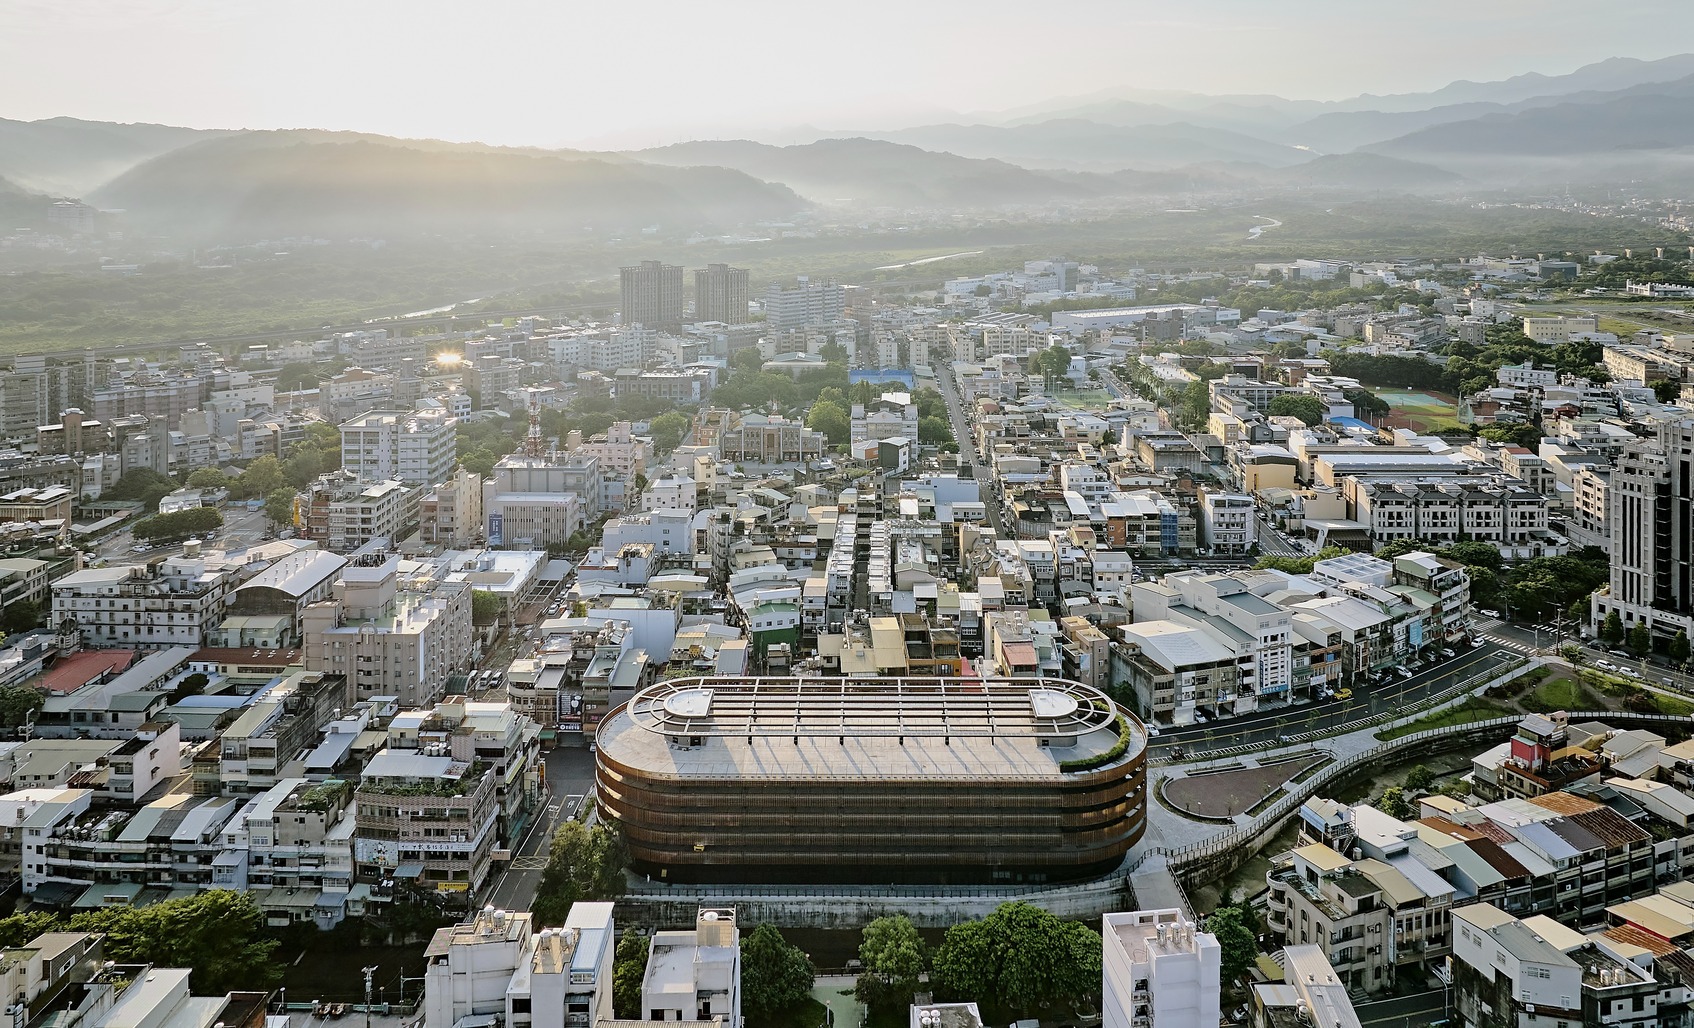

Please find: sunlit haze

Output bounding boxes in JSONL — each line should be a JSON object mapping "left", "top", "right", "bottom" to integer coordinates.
{"left": 2, "top": 0, "right": 1689, "bottom": 148}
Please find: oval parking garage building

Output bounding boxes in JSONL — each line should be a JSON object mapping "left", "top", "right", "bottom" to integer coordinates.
{"left": 594, "top": 676, "right": 1146, "bottom": 885}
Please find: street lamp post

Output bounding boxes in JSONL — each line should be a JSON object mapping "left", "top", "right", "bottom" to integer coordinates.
{"left": 363, "top": 966, "right": 377, "bottom": 1028}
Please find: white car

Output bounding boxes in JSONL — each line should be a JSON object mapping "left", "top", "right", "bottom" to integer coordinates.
{"left": 1144, "top": 722, "right": 1160, "bottom": 737}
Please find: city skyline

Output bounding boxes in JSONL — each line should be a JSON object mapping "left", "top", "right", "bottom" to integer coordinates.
{"left": 1, "top": 0, "right": 1690, "bottom": 148}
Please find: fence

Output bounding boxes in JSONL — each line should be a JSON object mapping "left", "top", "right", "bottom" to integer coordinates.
{"left": 1152, "top": 655, "right": 1532, "bottom": 766}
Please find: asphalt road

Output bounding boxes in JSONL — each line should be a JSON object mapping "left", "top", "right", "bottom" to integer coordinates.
{"left": 1355, "top": 990, "right": 1451, "bottom": 1028}
{"left": 95, "top": 503, "right": 275, "bottom": 564}
{"left": 483, "top": 746, "right": 598, "bottom": 912}
{"left": 934, "top": 367, "right": 1008, "bottom": 535}
{"left": 1150, "top": 641, "right": 1515, "bottom": 755}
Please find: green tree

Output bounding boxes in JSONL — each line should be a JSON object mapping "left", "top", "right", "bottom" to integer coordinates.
{"left": 1268, "top": 394, "right": 1327, "bottom": 426}
{"left": 1032, "top": 345, "right": 1073, "bottom": 388}
{"left": 807, "top": 400, "right": 851, "bottom": 446}
{"left": 471, "top": 589, "right": 503, "bottom": 626}
{"left": 612, "top": 931, "right": 650, "bottom": 1019}
{"left": 1205, "top": 907, "right": 1258, "bottom": 984}
{"left": 68, "top": 890, "right": 280, "bottom": 994}
{"left": 741, "top": 924, "right": 816, "bottom": 1022}
{"left": 0, "top": 912, "right": 66, "bottom": 948}
{"left": 1404, "top": 765, "right": 1435, "bottom": 794}
{"left": 169, "top": 672, "right": 210, "bottom": 703}
{"left": 1672, "top": 630, "right": 1691, "bottom": 666}
{"left": 234, "top": 455, "right": 287, "bottom": 499}
{"left": 184, "top": 468, "right": 229, "bottom": 490}
{"left": 532, "top": 821, "right": 627, "bottom": 926}
{"left": 818, "top": 340, "right": 850, "bottom": 364}
{"left": 104, "top": 469, "right": 178, "bottom": 511}
{"left": 1254, "top": 545, "right": 1350, "bottom": 576}
{"left": 1343, "top": 387, "right": 1391, "bottom": 419}
{"left": 0, "top": 686, "right": 43, "bottom": 729}
{"left": 274, "top": 363, "right": 321, "bottom": 392}
{"left": 1372, "top": 537, "right": 1433, "bottom": 561}
{"left": 263, "top": 488, "right": 297, "bottom": 530}
{"left": 1377, "top": 786, "right": 1415, "bottom": 821}
{"left": 283, "top": 445, "right": 324, "bottom": 489}
{"left": 131, "top": 506, "right": 224, "bottom": 542}
{"left": 0, "top": 599, "right": 44, "bottom": 635}
{"left": 931, "top": 902, "right": 1100, "bottom": 1016}
{"left": 855, "top": 915, "right": 928, "bottom": 1011}
{"left": 1173, "top": 378, "right": 1210, "bottom": 430}
{"left": 648, "top": 411, "right": 691, "bottom": 454}
{"left": 917, "top": 416, "right": 954, "bottom": 446}
{"left": 1601, "top": 610, "right": 1626, "bottom": 647}
{"left": 1441, "top": 541, "right": 1504, "bottom": 573}
{"left": 461, "top": 447, "right": 499, "bottom": 479}
{"left": 1628, "top": 621, "right": 1653, "bottom": 657}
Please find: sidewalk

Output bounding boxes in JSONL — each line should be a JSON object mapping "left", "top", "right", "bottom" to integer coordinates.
{"left": 814, "top": 976, "right": 864, "bottom": 1028}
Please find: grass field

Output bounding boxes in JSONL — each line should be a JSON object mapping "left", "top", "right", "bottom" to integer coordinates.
{"left": 1377, "top": 697, "right": 1511, "bottom": 740}
{"left": 1376, "top": 389, "right": 1462, "bottom": 432}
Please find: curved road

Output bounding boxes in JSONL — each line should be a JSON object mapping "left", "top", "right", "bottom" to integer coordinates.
{"left": 1150, "top": 641, "right": 1514, "bottom": 756}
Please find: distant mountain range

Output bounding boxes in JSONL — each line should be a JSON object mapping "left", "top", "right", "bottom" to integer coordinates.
{"left": 847, "top": 120, "right": 1311, "bottom": 171}
{"left": 629, "top": 137, "right": 1102, "bottom": 207}
{"left": 0, "top": 116, "right": 231, "bottom": 196}
{"left": 92, "top": 132, "right": 803, "bottom": 239}
{"left": 8, "top": 52, "right": 1694, "bottom": 241}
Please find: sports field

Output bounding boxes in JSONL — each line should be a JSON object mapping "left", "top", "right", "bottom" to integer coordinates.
{"left": 1376, "top": 389, "right": 1462, "bottom": 432}
{"left": 1043, "top": 387, "right": 1116, "bottom": 410}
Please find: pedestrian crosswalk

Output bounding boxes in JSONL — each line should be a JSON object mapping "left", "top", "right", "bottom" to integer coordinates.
{"left": 1488, "top": 636, "right": 1544, "bottom": 655}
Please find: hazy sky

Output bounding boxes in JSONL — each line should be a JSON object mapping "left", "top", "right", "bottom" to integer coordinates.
{"left": 3, "top": 0, "right": 1690, "bottom": 148}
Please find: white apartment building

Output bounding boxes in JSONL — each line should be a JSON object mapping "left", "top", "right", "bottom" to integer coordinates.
{"left": 763, "top": 278, "right": 844, "bottom": 332}
{"left": 643, "top": 908, "right": 742, "bottom": 1028}
{"left": 640, "top": 474, "right": 697, "bottom": 513}
{"left": 1344, "top": 474, "right": 1560, "bottom": 558}
{"left": 1451, "top": 904, "right": 1586, "bottom": 1028}
{"left": 423, "top": 903, "right": 615, "bottom": 1028}
{"left": 215, "top": 777, "right": 358, "bottom": 927}
{"left": 340, "top": 407, "right": 457, "bottom": 486}
{"left": 851, "top": 393, "right": 920, "bottom": 446}
{"left": 302, "top": 473, "right": 418, "bottom": 553}
{"left": 1199, "top": 492, "right": 1258, "bottom": 555}
{"left": 51, "top": 550, "right": 235, "bottom": 650}
{"left": 1102, "top": 910, "right": 1220, "bottom": 1028}
{"left": 1133, "top": 570, "right": 1293, "bottom": 705}
{"left": 601, "top": 509, "right": 697, "bottom": 556}
{"left": 26, "top": 793, "right": 243, "bottom": 906}
{"left": 1253, "top": 948, "right": 1363, "bottom": 1028}
{"left": 300, "top": 554, "right": 474, "bottom": 707}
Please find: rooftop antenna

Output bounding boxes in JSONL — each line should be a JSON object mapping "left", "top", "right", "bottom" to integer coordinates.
{"left": 524, "top": 391, "right": 544, "bottom": 458}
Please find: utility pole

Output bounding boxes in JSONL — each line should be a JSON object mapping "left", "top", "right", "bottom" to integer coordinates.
{"left": 363, "top": 966, "right": 377, "bottom": 1028}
